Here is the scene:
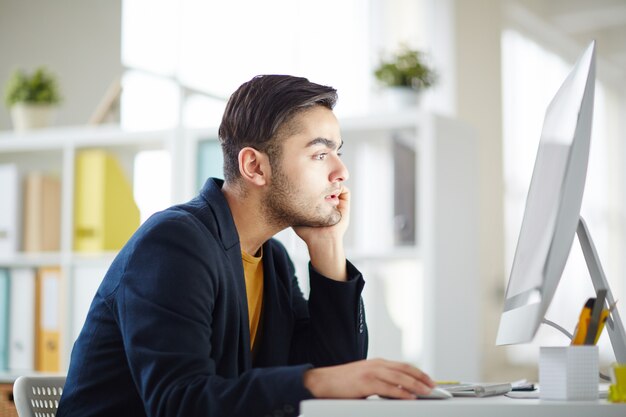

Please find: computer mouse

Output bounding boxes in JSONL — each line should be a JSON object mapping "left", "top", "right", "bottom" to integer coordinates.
{"left": 416, "top": 387, "right": 453, "bottom": 399}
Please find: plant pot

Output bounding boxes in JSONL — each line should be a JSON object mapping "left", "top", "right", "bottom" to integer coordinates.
{"left": 373, "top": 87, "right": 421, "bottom": 113}
{"left": 10, "top": 103, "right": 57, "bottom": 132}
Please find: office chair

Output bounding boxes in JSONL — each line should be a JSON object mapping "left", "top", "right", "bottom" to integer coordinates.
{"left": 12, "top": 376, "right": 66, "bottom": 417}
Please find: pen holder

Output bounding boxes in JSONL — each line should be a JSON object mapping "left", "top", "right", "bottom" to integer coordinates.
{"left": 608, "top": 363, "right": 626, "bottom": 403}
{"left": 539, "top": 345, "right": 598, "bottom": 401}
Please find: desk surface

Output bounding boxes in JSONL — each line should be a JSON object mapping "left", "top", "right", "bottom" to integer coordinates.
{"left": 300, "top": 396, "right": 626, "bottom": 417}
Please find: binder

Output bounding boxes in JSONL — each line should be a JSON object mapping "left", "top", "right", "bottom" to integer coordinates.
{"left": 72, "top": 265, "right": 107, "bottom": 342}
{"left": 22, "top": 172, "right": 61, "bottom": 252}
{"left": 74, "top": 150, "right": 140, "bottom": 251}
{"left": 0, "top": 268, "right": 9, "bottom": 370}
{"left": 8, "top": 267, "right": 36, "bottom": 371}
{"left": 35, "top": 266, "right": 62, "bottom": 372}
{"left": 0, "top": 164, "right": 19, "bottom": 255}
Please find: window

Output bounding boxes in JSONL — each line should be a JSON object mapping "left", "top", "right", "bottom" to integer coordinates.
{"left": 121, "top": 0, "right": 372, "bottom": 129}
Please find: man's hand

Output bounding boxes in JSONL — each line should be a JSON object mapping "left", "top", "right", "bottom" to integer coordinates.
{"left": 293, "top": 186, "right": 351, "bottom": 281}
{"left": 303, "top": 358, "right": 435, "bottom": 399}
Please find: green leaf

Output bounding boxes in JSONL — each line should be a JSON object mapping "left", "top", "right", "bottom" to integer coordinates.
{"left": 4, "top": 67, "right": 62, "bottom": 107}
{"left": 373, "top": 45, "right": 437, "bottom": 90}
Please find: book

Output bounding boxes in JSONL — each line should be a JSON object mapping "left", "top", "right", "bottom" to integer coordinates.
{"left": 8, "top": 267, "right": 36, "bottom": 371}
{"left": 0, "top": 164, "right": 19, "bottom": 255}
{"left": 22, "top": 172, "right": 61, "bottom": 252}
{"left": 72, "top": 265, "right": 108, "bottom": 342}
{"left": 0, "top": 268, "right": 9, "bottom": 370}
{"left": 35, "top": 266, "right": 62, "bottom": 372}
{"left": 74, "top": 149, "right": 140, "bottom": 251}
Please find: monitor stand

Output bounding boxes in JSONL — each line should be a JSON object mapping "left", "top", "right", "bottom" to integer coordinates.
{"left": 577, "top": 216, "right": 626, "bottom": 363}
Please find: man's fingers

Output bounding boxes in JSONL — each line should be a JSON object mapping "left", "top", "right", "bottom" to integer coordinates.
{"left": 373, "top": 380, "right": 416, "bottom": 400}
{"left": 338, "top": 185, "right": 350, "bottom": 200}
{"left": 304, "top": 359, "right": 436, "bottom": 399}
{"left": 376, "top": 368, "right": 433, "bottom": 396}
{"left": 337, "top": 186, "right": 350, "bottom": 216}
{"left": 384, "top": 360, "right": 435, "bottom": 388}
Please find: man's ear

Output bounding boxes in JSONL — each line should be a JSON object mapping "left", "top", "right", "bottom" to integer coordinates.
{"left": 238, "top": 147, "right": 271, "bottom": 186}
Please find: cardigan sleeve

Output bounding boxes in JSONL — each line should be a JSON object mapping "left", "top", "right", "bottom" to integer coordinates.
{"left": 287, "top": 254, "right": 369, "bottom": 366}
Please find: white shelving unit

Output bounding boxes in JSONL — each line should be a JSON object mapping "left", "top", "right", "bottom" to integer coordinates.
{"left": 184, "top": 110, "right": 481, "bottom": 379}
{"left": 340, "top": 110, "right": 481, "bottom": 380}
{"left": 0, "top": 126, "right": 177, "bottom": 371}
{"left": 0, "top": 109, "right": 481, "bottom": 381}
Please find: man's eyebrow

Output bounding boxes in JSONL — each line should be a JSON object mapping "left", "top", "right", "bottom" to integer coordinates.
{"left": 305, "top": 137, "right": 344, "bottom": 150}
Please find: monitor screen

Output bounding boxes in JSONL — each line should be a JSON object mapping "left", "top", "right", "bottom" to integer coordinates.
{"left": 496, "top": 41, "right": 596, "bottom": 345}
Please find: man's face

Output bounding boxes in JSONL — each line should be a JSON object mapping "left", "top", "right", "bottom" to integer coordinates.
{"left": 262, "top": 105, "right": 349, "bottom": 228}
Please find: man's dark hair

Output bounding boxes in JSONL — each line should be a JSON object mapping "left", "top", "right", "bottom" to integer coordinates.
{"left": 218, "top": 74, "right": 337, "bottom": 183}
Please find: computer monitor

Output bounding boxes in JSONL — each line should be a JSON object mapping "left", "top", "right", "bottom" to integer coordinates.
{"left": 496, "top": 41, "right": 626, "bottom": 362}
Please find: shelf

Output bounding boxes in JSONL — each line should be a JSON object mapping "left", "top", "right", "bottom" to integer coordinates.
{"left": 0, "top": 252, "right": 117, "bottom": 268}
{"left": 0, "top": 252, "right": 63, "bottom": 267}
{"left": 0, "top": 124, "right": 172, "bottom": 153}
{"left": 286, "top": 247, "right": 421, "bottom": 268}
{"left": 339, "top": 108, "right": 424, "bottom": 131}
{"left": 182, "top": 109, "right": 424, "bottom": 142}
{"left": 70, "top": 252, "right": 118, "bottom": 267}
{"left": 346, "top": 246, "right": 421, "bottom": 262}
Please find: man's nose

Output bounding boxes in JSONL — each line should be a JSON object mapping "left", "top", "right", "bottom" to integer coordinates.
{"left": 331, "top": 156, "right": 349, "bottom": 183}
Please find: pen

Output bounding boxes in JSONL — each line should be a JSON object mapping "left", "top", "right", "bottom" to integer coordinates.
{"left": 592, "top": 300, "right": 618, "bottom": 345}
{"left": 572, "top": 298, "right": 594, "bottom": 345}
{"left": 585, "top": 289, "right": 607, "bottom": 345}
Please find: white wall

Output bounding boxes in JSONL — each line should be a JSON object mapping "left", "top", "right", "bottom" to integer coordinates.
{"left": 453, "top": 0, "right": 506, "bottom": 381}
{"left": 0, "top": 0, "right": 122, "bottom": 130}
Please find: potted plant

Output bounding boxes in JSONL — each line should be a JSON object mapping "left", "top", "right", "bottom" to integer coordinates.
{"left": 4, "top": 67, "right": 62, "bottom": 131}
{"left": 374, "top": 45, "right": 436, "bottom": 109}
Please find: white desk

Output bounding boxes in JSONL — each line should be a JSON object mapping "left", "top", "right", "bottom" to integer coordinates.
{"left": 300, "top": 396, "right": 626, "bottom": 417}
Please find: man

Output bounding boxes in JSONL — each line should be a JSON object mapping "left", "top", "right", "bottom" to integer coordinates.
{"left": 57, "top": 75, "right": 434, "bottom": 417}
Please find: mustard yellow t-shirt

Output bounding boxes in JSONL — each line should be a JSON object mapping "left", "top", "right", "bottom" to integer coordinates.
{"left": 241, "top": 249, "right": 264, "bottom": 351}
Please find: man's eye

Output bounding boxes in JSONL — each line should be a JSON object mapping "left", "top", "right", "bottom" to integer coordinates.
{"left": 313, "top": 153, "right": 327, "bottom": 160}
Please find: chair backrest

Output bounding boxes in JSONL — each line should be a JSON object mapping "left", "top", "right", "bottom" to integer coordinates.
{"left": 13, "top": 376, "right": 66, "bottom": 417}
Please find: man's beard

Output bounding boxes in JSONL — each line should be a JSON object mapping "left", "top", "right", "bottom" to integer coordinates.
{"left": 262, "top": 168, "right": 342, "bottom": 229}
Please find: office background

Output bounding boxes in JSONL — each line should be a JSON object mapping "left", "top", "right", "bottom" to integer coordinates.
{"left": 1, "top": 0, "right": 625, "bottom": 383}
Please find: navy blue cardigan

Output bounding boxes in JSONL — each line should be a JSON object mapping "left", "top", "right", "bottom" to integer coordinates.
{"left": 57, "top": 178, "right": 367, "bottom": 417}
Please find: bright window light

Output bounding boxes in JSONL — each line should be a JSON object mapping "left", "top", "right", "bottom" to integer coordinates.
{"left": 121, "top": 0, "right": 179, "bottom": 76}
{"left": 183, "top": 95, "right": 226, "bottom": 129}
{"left": 120, "top": 70, "right": 180, "bottom": 130}
{"left": 133, "top": 150, "right": 172, "bottom": 223}
{"left": 121, "top": 0, "right": 372, "bottom": 127}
